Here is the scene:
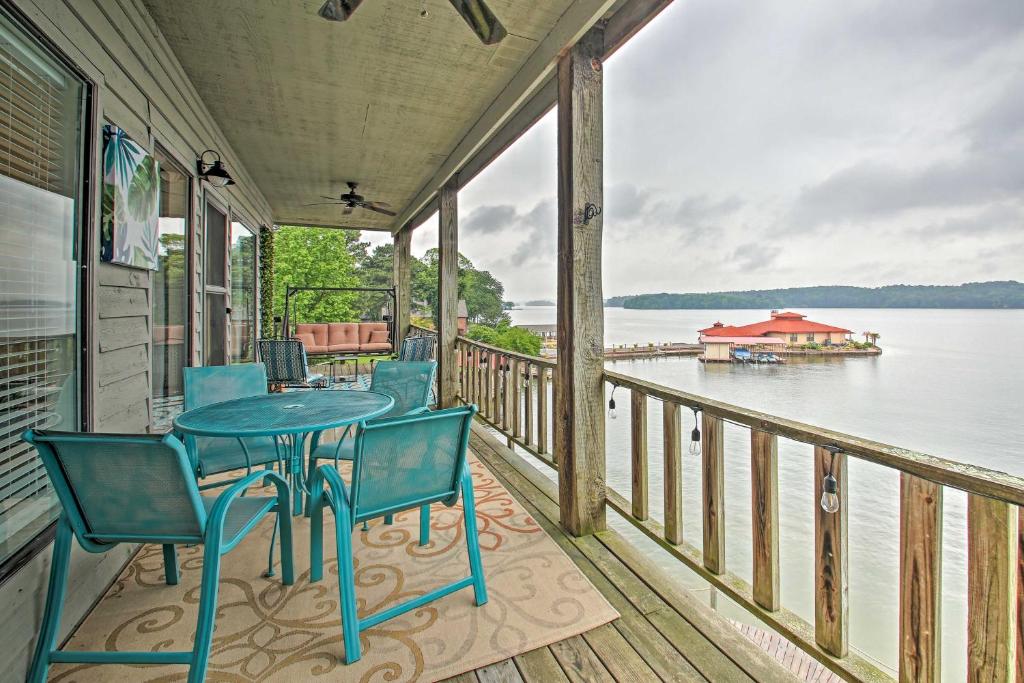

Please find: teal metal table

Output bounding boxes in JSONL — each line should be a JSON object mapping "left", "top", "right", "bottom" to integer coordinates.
{"left": 174, "top": 390, "right": 394, "bottom": 515}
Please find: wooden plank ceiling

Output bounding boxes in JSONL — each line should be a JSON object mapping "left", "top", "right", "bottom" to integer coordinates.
{"left": 142, "top": 0, "right": 589, "bottom": 231}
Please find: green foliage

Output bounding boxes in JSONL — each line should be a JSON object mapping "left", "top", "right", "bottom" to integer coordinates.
{"left": 258, "top": 226, "right": 275, "bottom": 335}
{"left": 802, "top": 341, "right": 822, "bottom": 350}
{"left": 273, "top": 226, "right": 362, "bottom": 323}
{"left": 412, "top": 248, "right": 509, "bottom": 326}
{"left": 608, "top": 281, "right": 1024, "bottom": 309}
{"left": 466, "top": 321, "right": 542, "bottom": 356}
{"left": 271, "top": 227, "right": 513, "bottom": 330}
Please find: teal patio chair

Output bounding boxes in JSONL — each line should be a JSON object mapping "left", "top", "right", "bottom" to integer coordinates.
{"left": 308, "top": 360, "right": 436, "bottom": 465}
{"left": 308, "top": 405, "right": 486, "bottom": 664}
{"left": 256, "top": 338, "right": 328, "bottom": 389}
{"left": 22, "top": 430, "right": 293, "bottom": 683}
{"left": 397, "top": 334, "right": 436, "bottom": 361}
{"left": 182, "top": 363, "right": 283, "bottom": 486}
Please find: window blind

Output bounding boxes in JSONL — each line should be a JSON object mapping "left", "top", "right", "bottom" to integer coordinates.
{"left": 0, "top": 11, "right": 84, "bottom": 565}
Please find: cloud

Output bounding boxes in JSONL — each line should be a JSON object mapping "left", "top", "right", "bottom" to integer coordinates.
{"left": 462, "top": 204, "right": 518, "bottom": 234}
{"left": 730, "top": 243, "right": 782, "bottom": 271}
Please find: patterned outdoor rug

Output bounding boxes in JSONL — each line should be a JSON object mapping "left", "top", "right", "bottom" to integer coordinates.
{"left": 50, "top": 456, "right": 617, "bottom": 682}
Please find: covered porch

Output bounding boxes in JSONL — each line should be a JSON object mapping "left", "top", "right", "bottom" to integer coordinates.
{"left": 1, "top": 1, "right": 1022, "bottom": 682}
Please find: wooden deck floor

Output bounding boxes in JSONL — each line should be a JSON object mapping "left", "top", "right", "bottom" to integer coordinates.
{"left": 452, "top": 426, "right": 798, "bottom": 683}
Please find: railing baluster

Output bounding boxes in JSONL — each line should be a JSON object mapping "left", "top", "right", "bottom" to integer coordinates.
{"left": 524, "top": 363, "right": 534, "bottom": 448}
{"left": 702, "top": 414, "right": 725, "bottom": 574}
{"left": 750, "top": 429, "right": 779, "bottom": 610}
{"left": 481, "top": 351, "right": 490, "bottom": 418}
{"left": 490, "top": 354, "right": 500, "bottom": 420}
{"left": 899, "top": 473, "right": 942, "bottom": 683}
{"left": 630, "top": 389, "right": 648, "bottom": 521}
{"left": 967, "top": 493, "right": 1016, "bottom": 683}
{"left": 814, "top": 445, "right": 848, "bottom": 657}
{"left": 537, "top": 367, "right": 549, "bottom": 455}
{"left": 512, "top": 358, "right": 522, "bottom": 440}
{"left": 663, "top": 401, "right": 683, "bottom": 544}
{"left": 460, "top": 343, "right": 467, "bottom": 400}
{"left": 502, "top": 356, "right": 512, "bottom": 433}
{"left": 1017, "top": 507, "right": 1023, "bottom": 683}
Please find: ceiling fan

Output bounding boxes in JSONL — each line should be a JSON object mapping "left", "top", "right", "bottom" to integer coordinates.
{"left": 305, "top": 181, "right": 397, "bottom": 216}
{"left": 317, "top": 0, "right": 507, "bottom": 45}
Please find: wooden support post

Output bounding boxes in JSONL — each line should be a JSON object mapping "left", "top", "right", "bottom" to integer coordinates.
{"left": 899, "top": 474, "right": 942, "bottom": 683}
{"left": 393, "top": 227, "right": 412, "bottom": 345}
{"left": 814, "top": 446, "right": 848, "bottom": 657}
{"left": 702, "top": 414, "right": 725, "bottom": 574}
{"left": 537, "top": 367, "right": 549, "bottom": 455}
{"left": 630, "top": 390, "right": 648, "bottom": 521}
{"left": 512, "top": 358, "right": 522, "bottom": 440}
{"left": 554, "top": 26, "right": 605, "bottom": 536}
{"left": 524, "top": 363, "right": 534, "bottom": 448}
{"left": 663, "top": 401, "right": 683, "bottom": 544}
{"left": 966, "top": 494, "right": 1017, "bottom": 683}
{"left": 437, "top": 180, "right": 459, "bottom": 408}
{"left": 750, "top": 429, "right": 779, "bottom": 611}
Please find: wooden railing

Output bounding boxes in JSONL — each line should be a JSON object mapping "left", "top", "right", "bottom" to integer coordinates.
{"left": 455, "top": 337, "right": 557, "bottom": 469}
{"left": 454, "top": 338, "right": 1024, "bottom": 683}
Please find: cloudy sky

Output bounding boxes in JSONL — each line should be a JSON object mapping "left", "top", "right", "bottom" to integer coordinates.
{"left": 366, "top": 0, "right": 1024, "bottom": 302}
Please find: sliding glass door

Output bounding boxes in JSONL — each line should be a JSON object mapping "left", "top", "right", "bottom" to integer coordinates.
{"left": 151, "top": 148, "right": 189, "bottom": 427}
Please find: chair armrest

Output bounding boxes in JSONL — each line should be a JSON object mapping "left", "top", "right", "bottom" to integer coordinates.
{"left": 205, "top": 470, "right": 290, "bottom": 552}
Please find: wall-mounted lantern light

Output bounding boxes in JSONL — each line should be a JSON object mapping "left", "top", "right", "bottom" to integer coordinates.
{"left": 197, "top": 149, "right": 235, "bottom": 187}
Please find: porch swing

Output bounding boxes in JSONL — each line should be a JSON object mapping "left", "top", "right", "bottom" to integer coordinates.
{"left": 279, "top": 285, "right": 398, "bottom": 360}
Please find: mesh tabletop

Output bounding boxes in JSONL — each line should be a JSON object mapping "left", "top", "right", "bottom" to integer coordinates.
{"left": 173, "top": 390, "right": 394, "bottom": 437}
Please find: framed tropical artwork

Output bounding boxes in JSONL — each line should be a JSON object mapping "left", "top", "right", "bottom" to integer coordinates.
{"left": 100, "top": 123, "right": 160, "bottom": 269}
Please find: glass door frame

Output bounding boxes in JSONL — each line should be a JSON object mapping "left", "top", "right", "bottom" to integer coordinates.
{"left": 202, "top": 193, "right": 230, "bottom": 365}
{"left": 228, "top": 212, "right": 260, "bottom": 363}
{"left": 152, "top": 141, "right": 194, "bottom": 371}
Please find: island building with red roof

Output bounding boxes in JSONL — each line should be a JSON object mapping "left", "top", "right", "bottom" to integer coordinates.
{"left": 698, "top": 311, "right": 853, "bottom": 361}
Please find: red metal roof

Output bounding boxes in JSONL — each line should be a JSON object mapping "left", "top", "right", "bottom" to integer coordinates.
{"left": 699, "top": 312, "right": 851, "bottom": 337}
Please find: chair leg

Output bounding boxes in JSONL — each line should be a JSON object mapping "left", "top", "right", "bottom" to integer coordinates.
{"left": 188, "top": 544, "right": 222, "bottom": 683}
{"left": 334, "top": 502, "right": 362, "bottom": 664}
{"left": 264, "top": 519, "right": 278, "bottom": 578}
{"left": 418, "top": 504, "right": 430, "bottom": 546}
{"left": 277, "top": 509, "right": 294, "bottom": 586}
{"left": 27, "top": 516, "right": 73, "bottom": 683}
{"left": 310, "top": 488, "right": 325, "bottom": 583}
{"left": 384, "top": 513, "right": 394, "bottom": 525}
{"left": 162, "top": 544, "right": 179, "bottom": 585}
{"left": 461, "top": 469, "right": 488, "bottom": 606}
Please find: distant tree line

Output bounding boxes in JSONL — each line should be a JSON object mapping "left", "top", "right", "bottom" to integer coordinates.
{"left": 605, "top": 281, "right": 1024, "bottom": 310}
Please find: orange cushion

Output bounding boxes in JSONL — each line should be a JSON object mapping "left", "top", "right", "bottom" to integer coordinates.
{"left": 360, "top": 342, "right": 392, "bottom": 352}
{"left": 295, "top": 323, "right": 328, "bottom": 347}
{"left": 358, "top": 322, "right": 388, "bottom": 345}
{"left": 328, "top": 323, "right": 359, "bottom": 347}
{"left": 369, "top": 330, "right": 389, "bottom": 343}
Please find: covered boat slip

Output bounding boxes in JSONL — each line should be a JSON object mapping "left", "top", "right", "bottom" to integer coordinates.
{"left": 1, "top": 2, "right": 1022, "bottom": 683}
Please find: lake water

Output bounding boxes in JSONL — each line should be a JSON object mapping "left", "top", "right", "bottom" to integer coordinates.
{"left": 508, "top": 306, "right": 1024, "bottom": 679}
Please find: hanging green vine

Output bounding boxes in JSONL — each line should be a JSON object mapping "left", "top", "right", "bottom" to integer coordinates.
{"left": 258, "top": 225, "right": 275, "bottom": 337}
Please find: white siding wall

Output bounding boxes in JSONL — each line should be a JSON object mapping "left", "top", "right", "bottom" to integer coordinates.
{"left": 1, "top": 1, "right": 273, "bottom": 677}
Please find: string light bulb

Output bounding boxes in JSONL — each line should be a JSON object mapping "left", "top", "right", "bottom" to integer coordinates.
{"left": 820, "top": 446, "right": 841, "bottom": 514}
{"left": 608, "top": 384, "right": 618, "bottom": 419}
{"left": 689, "top": 407, "right": 701, "bottom": 455}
